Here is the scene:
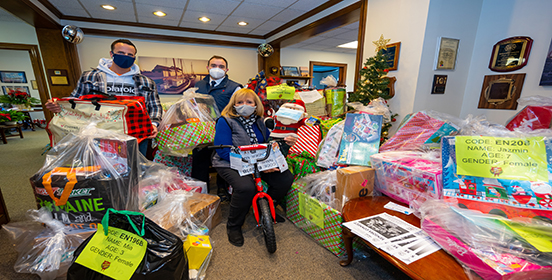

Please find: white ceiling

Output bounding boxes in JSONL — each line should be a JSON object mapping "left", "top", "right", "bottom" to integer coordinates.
{"left": 1, "top": 0, "right": 359, "bottom": 54}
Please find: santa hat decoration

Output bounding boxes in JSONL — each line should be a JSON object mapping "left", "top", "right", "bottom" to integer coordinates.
{"left": 285, "top": 99, "right": 306, "bottom": 112}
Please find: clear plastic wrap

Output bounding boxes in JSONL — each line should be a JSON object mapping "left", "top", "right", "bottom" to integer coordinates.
{"left": 156, "top": 88, "right": 219, "bottom": 156}
{"left": 371, "top": 151, "right": 442, "bottom": 214}
{"left": 296, "top": 170, "right": 338, "bottom": 209}
{"left": 379, "top": 110, "right": 462, "bottom": 152}
{"left": 506, "top": 97, "right": 552, "bottom": 131}
{"left": 316, "top": 120, "right": 345, "bottom": 168}
{"left": 138, "top": 160, "right": 207, "bottom": 211}
{"left": 420, "top": 200, "right": 552, "bottom": 280}
{"left": 30, "top": 123, "right": 140, "bottom": 229}
{"left": 3, "top": 208, "right": 95, "bottom": 280}
{"left": 142, "top": 190, "right": 208, "bottom": 239}
{"left": 348, "top": 97, "right": 391, "bottom": 123}
{"left": 441, "top": 134, "right": 552, "bottom": 223}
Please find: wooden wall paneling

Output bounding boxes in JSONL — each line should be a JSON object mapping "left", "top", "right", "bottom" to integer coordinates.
{"left": 35, "top": 28, "right": 80, "bottom": 100}
{"left": 354, "top": 0, "right": 368, "bottom": 93}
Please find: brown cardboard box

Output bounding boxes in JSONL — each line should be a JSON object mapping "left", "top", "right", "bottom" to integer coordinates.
{"left": 335, "top": 166, "right": 375, "bottom": 211}
{"left": 188, "top": 192, "right": 222, "bottom": 231}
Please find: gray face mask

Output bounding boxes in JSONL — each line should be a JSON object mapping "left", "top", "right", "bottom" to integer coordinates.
{"left": 234, "top": 105, "right": 257, "bottom": 116}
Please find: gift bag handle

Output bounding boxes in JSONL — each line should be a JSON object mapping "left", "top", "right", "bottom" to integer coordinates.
{"left": 42, "top": 166, "right": 101, "bottom": 206}
{"left": 102, "top": 208, "right": 146, "bottom": 237}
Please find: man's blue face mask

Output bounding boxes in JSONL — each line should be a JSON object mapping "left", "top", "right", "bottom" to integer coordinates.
{"left": 112, "top": 53, "right": 136, "bottom": 69}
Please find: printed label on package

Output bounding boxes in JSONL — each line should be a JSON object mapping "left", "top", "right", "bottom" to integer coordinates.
{"left": 455, "top": 136, "right": 548, "bottom": 182}
{"left": 75, "top": 224, "right": 146, "bottom": 280}
{"left": 298, "top": 192, "right": 324, "bottom": 228}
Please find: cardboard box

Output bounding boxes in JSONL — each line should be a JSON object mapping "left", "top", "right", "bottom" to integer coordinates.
{"left": 286, "top": 182, "right": 365, "bottom": 258}
{"left": 335, "top": 166, "right": 375, "bottom": 211}
{"left": 188, "top": 192, "right": 222, "bottom": 231}
{"left": 183, "top": 235, "right": 212, "bottom": 270}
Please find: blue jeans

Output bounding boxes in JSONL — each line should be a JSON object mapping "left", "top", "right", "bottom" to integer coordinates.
{"left": 138, "top": 139, "right": 149, "bottom": 157}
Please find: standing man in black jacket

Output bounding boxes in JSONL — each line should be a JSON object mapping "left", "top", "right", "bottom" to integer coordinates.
{"left": 193, "top": 55, "right": 242, "bottom": 195}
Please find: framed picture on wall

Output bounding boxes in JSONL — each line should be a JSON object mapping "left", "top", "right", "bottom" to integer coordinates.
{"left": 539, "top": 38, "right": 552, "bottom": 86}
{"left": 381, "top": 42, "right": 401, "bottom": 71}
{"left": 477, "top": 73, "right": 526, "bottom": 110}
{"left": 2, "top": 85, "right": 30, "bottom": 95}
{"left": 434, "top": 37, "right": 460, "bottom": 70}
{"left": 0, "top": 71, "right": 27, "bottom": 83}
{"left": 489, "top": 36, "right": 532, "bottom": 72}
{"left": 281, "top": 66, "right": 300, "bottom": 76}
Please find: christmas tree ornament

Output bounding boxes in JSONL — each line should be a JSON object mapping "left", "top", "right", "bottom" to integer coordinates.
{"left": 372, "top": 34, "right": 390, "bottom": 53}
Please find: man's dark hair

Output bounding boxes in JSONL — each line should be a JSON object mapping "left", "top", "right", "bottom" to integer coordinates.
{"left": 111, "top": 39, "right": 137, "bottom": 54}
{"left": 208, "top": 55, "right": 228, "bottom": 67}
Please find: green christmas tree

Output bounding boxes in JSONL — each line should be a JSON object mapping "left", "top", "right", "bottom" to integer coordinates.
{"left": 349, "top": 48, "right": 398, "bottom": 143}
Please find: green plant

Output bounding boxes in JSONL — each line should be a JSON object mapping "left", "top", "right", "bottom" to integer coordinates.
{"left": 0, "top": 89, "right": 40, "bottom": 107}
{"left": 0, "top": 110, "right": 27, "bottom": 122}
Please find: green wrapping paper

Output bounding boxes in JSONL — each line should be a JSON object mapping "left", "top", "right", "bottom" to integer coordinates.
{"left": 286, "top": 151, "right": 321, "bottom": 181}
{"left": 156, "top": 122, "right": 216, "bottom": 156}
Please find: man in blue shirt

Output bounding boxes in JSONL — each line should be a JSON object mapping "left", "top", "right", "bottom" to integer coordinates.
{"left": 192, "top": 56, "right": 241, "bottom": 196}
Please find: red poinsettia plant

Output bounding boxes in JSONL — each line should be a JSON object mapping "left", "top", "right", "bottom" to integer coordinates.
{"left": 0, "top": 89, "right": 40, "bottom": 107}
{"left": 0, "top": 110, "right": 26, "bottom": 122}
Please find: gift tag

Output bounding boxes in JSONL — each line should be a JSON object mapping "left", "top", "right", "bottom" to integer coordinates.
{"left": 75, "top": 224, "right": 147, "bottom": 280}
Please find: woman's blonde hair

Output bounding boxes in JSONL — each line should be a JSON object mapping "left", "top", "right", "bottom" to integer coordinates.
{"left": 221, "top": 88, "right": 264, "bottom": 118}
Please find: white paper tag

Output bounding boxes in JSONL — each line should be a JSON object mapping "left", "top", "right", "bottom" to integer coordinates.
{"left": 298, "top": 90, "right": 324, "bottom": 103}
{"left": 383, "top": 202, "right": 413, "bottom": 215}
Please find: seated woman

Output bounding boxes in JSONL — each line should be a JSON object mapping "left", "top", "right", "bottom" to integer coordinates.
{"left": 212, "top": 88, "right": 296, "bottom": 247}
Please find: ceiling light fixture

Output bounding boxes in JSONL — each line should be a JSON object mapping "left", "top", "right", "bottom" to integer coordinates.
{"left": 153, "top": 11, "right": 166, "bottom": 17}
{"left": 337, "top": 41, "right": 358, "bottom": 49}
{"left": 237, "top": 21, "right": 248, "bottom": 26}
{"left": 199, "top": 17, "right": 211, "bottom": 22}
{"left": 101, "top": 4, "right": 116, "bottom": 10}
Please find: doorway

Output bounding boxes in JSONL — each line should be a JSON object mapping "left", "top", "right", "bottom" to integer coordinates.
{"left": 309, "top": 61, "right": 347, "bottom": 89}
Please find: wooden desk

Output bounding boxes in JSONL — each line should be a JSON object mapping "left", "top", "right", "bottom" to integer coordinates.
{"left": 340, "top": 196, "right": 476, "bottom": 280}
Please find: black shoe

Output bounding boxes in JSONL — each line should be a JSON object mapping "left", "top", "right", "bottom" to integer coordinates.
{"left": 275, "top": 212, "right": 286, "bottom": 223}
{"left": 227, "top": 227, "right": 244, "bottom": 247}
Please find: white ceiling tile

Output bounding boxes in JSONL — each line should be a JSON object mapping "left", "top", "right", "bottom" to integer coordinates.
{"left": 181, "top": 10, "right": 227, "bottom": 25}
{"left": 138, "top": 16, "right": 180, "bottom": 26}
{"left": 341, "top": 21, "right": 359, "bottom": 30}
{"left": 270, "top": 8, "right": 305, "bottom": 22}
{"left": 134, "top": 0, "right": 188, "bottom": 9}
{"left": 230, "top": 3, "right": 283, "bottom": 20}
{"left": 186, "top": 0, "right": 241, "bottom": 15}
{"left": 241, "top": 0, "right": 297, "bottom": 8}
{"left": 334, "top": 30, "right": 359, "bottom": 41}
{"left": 135, "top": 3, "right": 184, "bottom": 21}
{"left": 288, "top": 0, "right": 329, "bottom": 12}
{"left": 220, "top": 16, "right": 264, "bottom": 30}
{"left": 302, "top": 44, "right": 329, "bottom": 50}
{"left": 318, "top": 28, "right": 344, "bottom": 38}
{"left": 216, "top": 25, "right": 254, "bottom": 33}
{"left": 253, "top": 20, "right": 285, "bottom": 31}
{"left": 48, "top": 0, "right": 90, "bottom": 17}
{"left": 297, "top": 36, "right": 325, "bottom": 45}
{"left": 179, "top": 21, "right": 218, "bottom": 31}
{"left": 80, "top": 0, "right": 137, "bottom": 21}
{"left": 248, "top": 29, "right": 270, "bottom": 36}
{"left": 315, "top": 38, "right": 350, "bottom": 47}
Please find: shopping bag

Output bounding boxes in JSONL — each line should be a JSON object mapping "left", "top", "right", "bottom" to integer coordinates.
{"left": 67, "top": 209, "right": 188, "bottom": 280}
{"left": 47, "top": 93, "right": 154, "bottom": 146}
{"left": 31, "top": 125, "right": 140, "bottom": 230}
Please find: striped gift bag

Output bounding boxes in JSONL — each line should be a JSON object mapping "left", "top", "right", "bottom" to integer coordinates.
{"left": 289, "top": 125, "right": 322, "bottom": 157}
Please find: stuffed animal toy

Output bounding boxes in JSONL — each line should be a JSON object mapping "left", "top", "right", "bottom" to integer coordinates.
{"left": 269, "top": 99, "right": 308, "bottom": 138}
